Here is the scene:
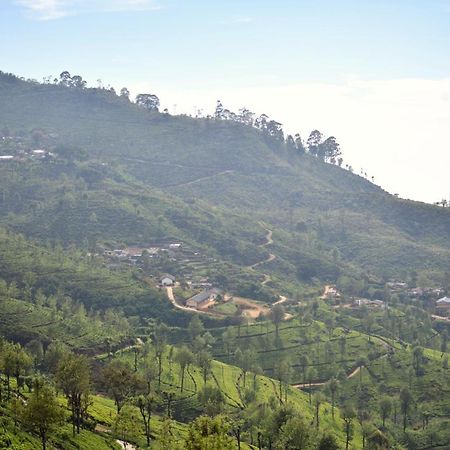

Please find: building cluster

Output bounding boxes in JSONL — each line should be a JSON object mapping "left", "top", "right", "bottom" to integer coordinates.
{"left": 436, "top": 296, "right": 450, "bottom": 316}
{"left": 0, "top": 130, "right": 58, "bottom": 162}
{"left": 158, "top": 272, "right": 221, "bottom": 311}
{"left": 407, "top": 287, "right": 444, "bottom": 298}
{"left": 0, "top": 147, "right": 55, "bottom": 162}
{"left": 353, "top": 298, "right": 386, "bottom": 309}
{"left": 102, "top": 241, "right": 183, "bottom": 267}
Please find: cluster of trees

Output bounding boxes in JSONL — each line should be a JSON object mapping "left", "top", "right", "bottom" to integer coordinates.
{"left": 435, "top": 198, "right": 450, "bottom": 208}
{"left": 214, "top": 100, "right": 342, "bottom": 164}
{"left": 0, "top": 339, "right": 91, "bottom": 450}
{"left": 57, "top": 71, "right": 87, "bottom": 89}
{"left": 40, "top": 71, "right": 162, "bottom": 113}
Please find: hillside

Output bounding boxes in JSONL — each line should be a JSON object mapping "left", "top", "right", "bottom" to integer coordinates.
{"left": 1, "top": 71, "right": 450, "bottom": 285}
{"left": 2, "top": 71, "right": 450, "bottom": 449}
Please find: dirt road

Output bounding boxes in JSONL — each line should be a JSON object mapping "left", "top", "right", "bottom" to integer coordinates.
{"left": 292, "top": 364, "right": 362, "bottom": 389}
{"left": 233, "top": 297, "right": 271, "bottom": 318}
{"left": 274, "top": 295, "right": 287, "bottom": 305}
{"left": 167, "top": 170, "right": 234, "bottom": 188}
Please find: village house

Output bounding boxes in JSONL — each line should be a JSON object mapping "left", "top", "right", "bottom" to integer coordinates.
{"left": 436, "top": 296, "right": 450, "bottom": 315}
{"left": 160, "top": 274, "right": 176, "bottom": 286}
{"left": 354, "top": 298, "right": 386, "bottom": 309}
{"left": 323, "top": 286, "right": 340, "bottom": 299}
{"left": 386, "top": 281, "right": 408, "bottom": 290}
{"left": 186, "top": 288, "right": 220, "bottom": 310}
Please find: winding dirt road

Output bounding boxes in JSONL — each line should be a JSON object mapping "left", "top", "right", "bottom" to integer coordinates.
{"left": 168, "top": 170, "right": 235, "bottom": 188}
{"left": 164, "top": 224, "right": 287, "bottom": 318}
{"left": 249, "top": 227, "right": 276, "bottom": 270}
{"left": 292, "top": 364, "right": 362, "bottom": 389}
{"left": 274, "top": 295, "right": 287, "bottom": 305}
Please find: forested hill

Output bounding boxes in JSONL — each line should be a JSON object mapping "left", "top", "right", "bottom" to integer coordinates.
{"left": 1, "top": 71, "right": 450, "bottom": 282}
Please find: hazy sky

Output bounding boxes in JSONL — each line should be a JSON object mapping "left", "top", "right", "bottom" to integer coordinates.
{"left": 1, "top": 0, "right": 450, "bottom": 203}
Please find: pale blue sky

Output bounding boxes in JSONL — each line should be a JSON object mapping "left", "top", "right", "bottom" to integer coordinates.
{"left": 1, "top": 0, "right": 450, "bottom": 202}
{"left": 2, "top": 0, "right": 450, "bottom": 86}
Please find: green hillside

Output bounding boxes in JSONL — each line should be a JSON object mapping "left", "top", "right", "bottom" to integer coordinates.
{"left": 1, "top": 71, "right": 450, "bottom": 449}
{"left": 1, "top": 71, "right": 450, "bottom": 283}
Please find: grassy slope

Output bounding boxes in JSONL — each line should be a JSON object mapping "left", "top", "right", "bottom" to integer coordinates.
{"left": 1, "top": 73, "right": 450, "bottom": 280}
{"left": 111, "top": 345, "right": 363, "bottom": 448}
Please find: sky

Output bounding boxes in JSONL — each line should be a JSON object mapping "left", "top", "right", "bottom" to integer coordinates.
{"left": 1, "top": 0, "right": 450, "bottom": 203}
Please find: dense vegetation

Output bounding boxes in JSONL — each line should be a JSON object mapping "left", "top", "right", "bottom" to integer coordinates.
{"left": 0, "top": 70, "right": 450, "bottom": 449}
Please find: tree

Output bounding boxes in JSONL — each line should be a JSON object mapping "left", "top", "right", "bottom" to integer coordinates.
{"left": 327, "top": 378, "right": 339, "bottom": 419}
{"left": 441, "top": 330, "right": 448, "bottom": 354}
{"left": 120, "top": 87, "right": 130, "bottom": 100}
{"left": 265, "top": 120, "right": 284, "bottom": 144}
{"left": 184, "top": 415, "right": 234, "bottom": 450}
{"left": 59, "top": 70, "right": 72, "bottom": 86}
{"left": 175, "top": 346, "right": 194, "bottom": 392}
{"left": 366, "top": 429, "right": 390, "bottom": 450}
{"left": 222, "top": 328, "right": 235, "bottom": 356}
{"left": 137, "top": 394, "right": 156, "bottom": 447}
{"left": 135, "top": 93, "right": 160, "bottom": 111}
{"left": 317, "top": 433, "right": 340, "bottom": 450}
{"left": 103, "top": 361, "right": 137, "bottom": 413}
{"left": 236, "top": 348, "right": 256, "bottom": 388}
{"left": 214, "top": 100, "right": 225, "bottom": 119}
{"left": 14, "top": 345, "right": 32, "bottom": 390}
{"left": 342, "top": 406, "right": 355, "bottom": 450}
{"left": 56, "top": 353, "right": 90, "bottom": 435}
{"left": 154, "top": 323, "right": 169, "bottom": 388}
{"left": 270, "top": 304, "right": 285, "bottom": 338}
{"left": 307, "top": 130, "right": 323, "bottom": 157}
{"left": 294, "top": 133, "right": 305, "bottom": 154}
{"left": 379, "top": 397, "right": 392, "bottom": 427}
{"left": 43, "top": 341, "right": 67, "bottom": 374}
{"left": 313, "top": 392, "right": 325, "bottom": 430}
{"left": 298, "top": 353, "right": 310, "bottom": 384}
{"left": 276, "top": 416, "right": 312, "bottom": 449}
{"left": 228, "top": 416, "right": 244, "bottom": 450}
{"left": 320, "top": 136, "right": 341, "bottom": 163}
{"left": 339, "top": 335, "right": 347, "bottom": 358}
{"left": 274, "top": 360, "right": 292, "bottom": 404}
{"left": 153, "top": 418, "right": 182, "bottom": 450}
{"left": 142, "top": 353, "right": 158, "bottom": 394}
{"left": 22, "top": 382, "right": 63, "bottom": 450}
{"left": 113, "top": 405, "right": 137, "bottom": 448}
{"left": 71, "top": 75, "right": 86, "bottom": 89}
{"left": 197, "top": 350, "right": 212, "bottom": 385}
{"left": 412, "top": 346, "right": 424, "bottom": 375}
{"left": 237, "top": 107, "right": 254, "bottom": 126}
{"left": 188, "top": 315, "right": 204, "bottom": 341}
{"left": 2, "top": 343, "right": 31, "bottom": 398}
{"left": 306, "top": 367, "right": 316, "bottom": 405}
{"left": 356, "top": 357, "right": 367, "bottom": 385}
{"left": 399, "top": 388, "right": 413, "bottom": 432}
{"left": 197, "top": 384, "right": 224, "bottom": 416}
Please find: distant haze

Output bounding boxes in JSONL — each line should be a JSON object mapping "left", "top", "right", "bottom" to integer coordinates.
{"left": 3, "top": 0, "right": 450, "bottom": 204}
{"left": 132, "top": 78, "right": 450, "bottom": 204}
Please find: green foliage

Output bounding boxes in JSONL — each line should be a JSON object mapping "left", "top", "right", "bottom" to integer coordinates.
{"left": 184, "top": 415, "right": 234, "bottom": 450}
{"left": 21, "top": 381, "right": 64, "bottom": 450}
